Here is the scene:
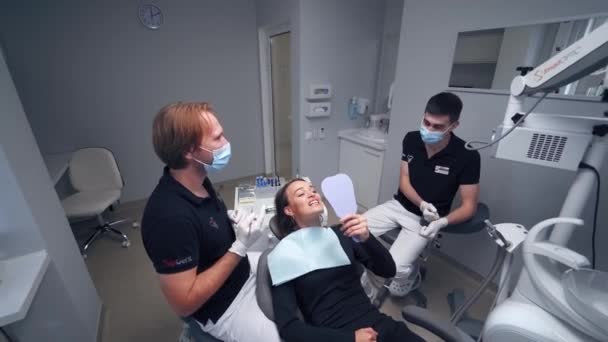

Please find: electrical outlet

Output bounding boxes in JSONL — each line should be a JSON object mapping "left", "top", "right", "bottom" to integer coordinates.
{"left": 319, "top": 127, "right": 326, "bottom": 139}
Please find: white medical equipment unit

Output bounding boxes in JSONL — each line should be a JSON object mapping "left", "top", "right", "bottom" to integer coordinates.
{"left": 469, "top": 21, "right": 608, "bottom": 342}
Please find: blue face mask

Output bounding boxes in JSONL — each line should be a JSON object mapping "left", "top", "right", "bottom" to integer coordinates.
{"left": 194, "top": 142, "right": 231, "bottom": 172}
{"left": 420, "top": 123, "right": 452, "bottom": 145}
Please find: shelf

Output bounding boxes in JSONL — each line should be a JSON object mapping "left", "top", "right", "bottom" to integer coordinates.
{"left": 0, "top": 250, "right": 50, "bottom": 326}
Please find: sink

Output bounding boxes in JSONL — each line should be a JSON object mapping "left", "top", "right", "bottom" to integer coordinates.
{"left": 338, "top": 129, "right": 388, "bottom": 150}
{"left": 356, "top": 129, "right": 388, "bottom": 143}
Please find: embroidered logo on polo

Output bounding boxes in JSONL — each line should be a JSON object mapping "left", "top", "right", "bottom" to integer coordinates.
{"left": 208, "top": 216, "right": 219, "bottom": 229}
{"left": 406, "top": 154, "right": 414, "bottom": 163}
{"left": 435, "top": 165, "right": 450, "bottom": 175}
{"left": 162, "top": 256, "right": 193, "bottom": 268}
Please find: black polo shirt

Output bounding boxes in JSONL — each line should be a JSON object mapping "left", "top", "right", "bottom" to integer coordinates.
{"left": 141, "top": 167, "right": 250, "bottom": 324}
{"left": 394, "top": 131, "right": 480, "bottom": 217}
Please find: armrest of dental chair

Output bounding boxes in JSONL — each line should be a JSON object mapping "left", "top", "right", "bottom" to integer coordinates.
{"left": 402, "top": 306, "right": 475, "bottom": 342}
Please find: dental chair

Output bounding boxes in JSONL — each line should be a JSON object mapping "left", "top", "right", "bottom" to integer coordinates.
{"left": 183, "top": 208, "right": 487, "bottom": 342}
{"left": 254, "top": 218, "right": 473, "bottom": 341}
{"left": 180, "top": 214, "right": 479, "bottom": 342}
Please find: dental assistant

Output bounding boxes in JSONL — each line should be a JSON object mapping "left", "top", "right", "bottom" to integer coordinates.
{"left": 363, "top": 92, "right": 481, "bottom": 298}
{"left": 141, "top": 102, "right": 281, "bottom": 342}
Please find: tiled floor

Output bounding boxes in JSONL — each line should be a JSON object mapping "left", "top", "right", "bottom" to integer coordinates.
{"left": 73, "top": 176, "right": 494, "bottom": 341}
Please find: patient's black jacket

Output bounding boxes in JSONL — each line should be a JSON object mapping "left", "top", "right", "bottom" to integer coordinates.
{"left": 271, "top": 226, "right": 424, "bottom": 342}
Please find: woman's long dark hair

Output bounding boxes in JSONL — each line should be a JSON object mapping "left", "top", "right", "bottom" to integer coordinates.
{"left": 274, "top": 178, "right": 306, "bottom": 239}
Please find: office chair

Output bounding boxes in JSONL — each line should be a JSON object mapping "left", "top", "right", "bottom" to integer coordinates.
{"left": 61, "top": 147, "right": 134, "bottom": 258}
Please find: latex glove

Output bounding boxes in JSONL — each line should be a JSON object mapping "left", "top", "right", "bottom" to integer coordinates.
{"left": 420, "top": 201, "right": 440, "bottom": 222}
{"left": 419, "top": 217, "right": 448, "bottom": 239}
{"left": 229, "top": 206, "right": 266, "bottom": 257}
{"left": 228, "top": 209, "right": 246, "bottom": 225}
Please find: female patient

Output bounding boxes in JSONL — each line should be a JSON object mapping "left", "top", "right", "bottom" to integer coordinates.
{"left": 271, "top": 178, "right": 424, "bottom": 342}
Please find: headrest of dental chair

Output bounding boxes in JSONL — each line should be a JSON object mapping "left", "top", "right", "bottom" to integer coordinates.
{"left": 268, "top": 215, "right": 285, "bottom": 240}
{"left": 255, "top": 241, "right": 318, "bottom": 322}
{"left": 256, "top": 248, "right": 275, "bottom": 321}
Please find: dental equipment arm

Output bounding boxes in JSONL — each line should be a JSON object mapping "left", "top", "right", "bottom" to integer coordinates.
{"left": 467, "top": 21, "right": 608, "bottom": 151}
{"left": 507, "top": 21, "right": 608, "bottom": 116}
{"left": 510, "top": 22, "right": 608, "bottom": 97}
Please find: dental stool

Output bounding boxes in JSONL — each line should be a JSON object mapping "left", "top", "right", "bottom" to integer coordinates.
{"left": 376, "top": 203, "right": 490, "bottom": 310}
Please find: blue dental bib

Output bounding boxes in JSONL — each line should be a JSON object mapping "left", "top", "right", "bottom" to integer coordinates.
{"left": 267, "top": 227, "right": 351, "bottom": 286}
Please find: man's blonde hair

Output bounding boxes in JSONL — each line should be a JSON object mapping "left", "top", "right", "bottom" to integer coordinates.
{"left": 152, "top": 102, "right": 215, "bottom": 169}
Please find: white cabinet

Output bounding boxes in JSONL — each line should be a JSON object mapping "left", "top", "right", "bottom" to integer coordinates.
{"left": 338, "top": 138, "right": 384, "bottom": 210}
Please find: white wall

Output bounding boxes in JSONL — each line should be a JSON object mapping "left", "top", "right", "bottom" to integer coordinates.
{"left": 0, "top": 146, "right": 45, "bottom": 258}
{"left": 255, "top": 0, "right": 299, "bottom": 176}
{"left": 381, "top": 0, "right": 608, "bottom": 276}
{"left": 256, "top": 0, "right": 389, "bottom": 181}
{"left": 374, "top": 0, "right": 404, "bottom": 113}
{"left": 256, "top": 0, "right": 293, "bottom": 28}
{"left": 297, "top": 0, "right": 386, "bottom": 185}
{"left": 0, "top": 47, "right": 100, "bottom": 341}
{"left": 1, "top": 0, "right": 265, "bottom": 201}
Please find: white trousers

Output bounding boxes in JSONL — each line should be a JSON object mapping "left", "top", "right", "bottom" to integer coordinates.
{"left": 364, "top": 200, "right": 430, "bottom": 279}
{"left": 197, "top": 252, "right": 281, "bottom": 342}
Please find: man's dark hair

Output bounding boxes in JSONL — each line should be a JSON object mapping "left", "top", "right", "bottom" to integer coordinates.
{"left": 425, "top": 92, "right": 462, "bottom": 123}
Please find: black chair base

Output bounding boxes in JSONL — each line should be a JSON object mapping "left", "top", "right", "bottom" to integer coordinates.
{"left": 80, "top": 218, "right": 131, "bottom": 257}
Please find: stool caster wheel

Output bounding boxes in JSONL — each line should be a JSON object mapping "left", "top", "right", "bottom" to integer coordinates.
{"left": 132, "top": 222, "right": 140, "bottom": 229}
{"left": 82, "top": 253, "right": 88, "bottom": 259}
{"left": 122, "top": 240, "right": 131, "bottom": 248}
